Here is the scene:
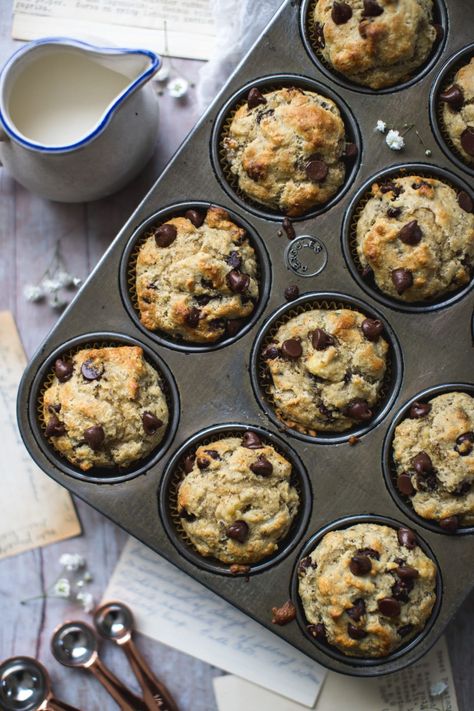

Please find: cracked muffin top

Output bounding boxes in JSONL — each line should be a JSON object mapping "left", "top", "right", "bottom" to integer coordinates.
{"left": 177, "top": 432, "right": 299, "bottom": 565}
{"left": 262, "top": 307, "right": 389, "bottom": 434}
{"left": 393, "top": 391, "right": 474, "bottom": 531}
{"left": 42, "top": 346, "right": 168, "bottom": 471}
{"left": 298, "top": 523, "right": 437, "bottom": 657}
{"left": 312, "top": 0, "right": 437, "bottom": 90}
{"left": 222, "top": 86, "right": 349, "bottom": 216}
{"left": 356, "top": 176, "right": 474, "bottom": 303}
{"left": 136, "top": 206, "right": 259, "bottom": 343}
{"left": 439, "top": 56, "right": 474, "bottom": 165}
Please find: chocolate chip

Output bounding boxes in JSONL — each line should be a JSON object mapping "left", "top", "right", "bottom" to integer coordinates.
{"left": 81, "top": 359, "right": 104, "bottom": 381}
{"left": 433, "top": 23, "right": 444, "bottom": 41}
{"left": 453, "top": 480, "right": 471, "bottom": 496}
{"left": 84, "top": 424, "right": 105, "bottom": 451}
{"left": 45, "top": 414, "right": 66, "bottom": 438}
{"left": 314, "top": 22, "right": 325, "bottom": 48}
{"left": 439, "top": 85, "right": 464, "bottom": 112}
{"left": 226, "top": 520, "right": 249, "bottom": 543}
{"left": 344, "top": 142, "right": 358, "bottom": 160}
{"left": 247, "top": 87, "right": 267, "bottom": 110}
{"left": 311, "top": 328, "right": 335, "bottom": 350}
{"left": 454, "top": 431, "right": 474, "bottom": 456}
{"left": 357, "top": 547, "right": 380, "bottom": 560}
{"left": 397, "top": 472, "right": 416, "bottom": 496}
{"left": 281, "top": 338, "right": 302, "bottom": 359}
{"left": 398, "top": 623, "right": 414, "bottom": 638}
{"left": 458, "top": 191, "right": 474, "bottom": 213}
{"left": 307, "top": 623, "right": 327, "bottom": 641}
{"left": 461, "top": 127, "right": 474, "bottom": 157}
{"left": 229, "top": 564, "right": 251, "bottom": 576}
{"left": 242, "top": 431, "right": 263, "bottom": 449}
{"left": 298, "top": 557, "right": 314, "bottom": 576}
{"left": 226, "top": 319, "right": 246, "bottom": 337}
{"left": 226, "top": 270, "right": 250, "bottom": 293}
{"left": 361, "top": 318, "right": 383, "bottom": 341}
{"left": 282, "top": 217, "right": 296, "bottom": 240}
{"left": 183, "top": 454, "right": 195, "bottom": 473}
{"left": 226, "top": 251, "right": 242, "bottom": 269}
{"left": 155, "top": 223, "right": 177, "bottom": 248}
{"left": 396, "top": 565, "right": 419, "bottom": 580}
{"left": 306, "top": 159, "right": 328, "bottom": 182}
{"left": 363, "top": 0, "right": 383, "bottom": 15}
{"left": 361, "top": 265, "right": 374, "bottom": 281}
{"left": 439, "top": 515, "right": 459, "bottom": 532}
{"left": 344, "top": 399, "right": 373, "bottom": 421}
{"left": 54, "top": 358, "right": 73, "bottom": 382}
{"left": 197, "top": 457, "right": 210, "bottom": 470}
{"left": 262, "top": 344, "right": 279, "bottom": 360}
{"left": 204, "top": 449, "right": 220, "bottom": 460}
{"left": 387, "top": 207, "right": 402, "bottom": 218}
{"left": 347, "top": 598, "right": 366, "bottom": 621}
{"left": 271, "top": 600, "right": 296, "bottom": 626}
{"left": 392, "top": 578, "right": 413, "bottom": 602}
{"left": 49, "top": 404, "right": 61, "bottom": 413}
{"left": 409, "top": 401, "right": 431, "bottom": 418}
{"left": 398, "top": 527, "right": 417, "bottom": 549}
{"left": 391, "top": 268, "right": 413, "bottom": 295}
{"left": 412, "top": 451, "right": 433, "bottom": 475}
{"left": 284, "top": 285, "right": 300, "bottom": 301}
{"left": 185, "top": 209, "right": 205, "bottom": 228}
{"left": 331, "top": 1, "right": 352, "bottom": 24}
{"left": 348, "top": 624, "right": 367, "bottom": 640}
{"left": 179, "top": 508, "right": 196, "bottom": 522}
{"left": 378, "top": 597, "right": 401, "bottom": 617}
{"left": 142, "top": 411, "right": 163, "bottom": 435}
{"left": 398, "top": 220, "right": 422, "bottom": 246}
{"left": 195, "top": 295, "right": 211, "bottom": 306}
{"left": 250, "top": 454, "right": 273, "bottom": 477}
{"left": 184, "top": 306, "right": 201, "bottom": 328}
{"left": 349, "top": 555, "right": 372, "bottom": 576}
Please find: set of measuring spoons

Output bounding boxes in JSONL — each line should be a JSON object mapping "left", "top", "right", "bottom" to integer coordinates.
{"left": 0, "top": 601, "right": 180, "bottom": 711}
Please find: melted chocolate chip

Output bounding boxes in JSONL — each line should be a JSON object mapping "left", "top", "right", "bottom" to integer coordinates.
{"left": 398, "top": 623, "right": 414, "bottom": 637}
{"left": 314, "top": 22, "right": 325, "bottom": 49}
{"left": 347, "top": 624, "right": 367, "bottom": 640}
{"left": 183, "top": 454, "right": 195, "bottom": 473}
{"left": 357, "top": 548, "right": 380, "bottom": 560}
{"left": 282, "top": 217, "right": 296, "bottom": 241}
{"left": 387, "top": 207, "right": 402, "bottom": 218}
{"left": 195, "top": 294, "right": 211, "bottom": 306}
{"left": 142, "top": 411, "right": 163, "bottom": 435}
{"left": 185, "top": 307, "right": 201, "bottom": 328}
{"left": 344, "top": 399, "right": 373, "bottom": 421}
{"left": 344, "top": 142, "right": 358, "bottom": 160}
{"left": 361, "top": 318, "right": 383, "bottom": 341}
{"left": 391, "top": 268, "right": 413, "bottom": 295}
{"left": 45, "top": 414, "right": 66, "bottom": 438}
{"left": 397, "top": 472, "right": 416, "bottom": 496}
{"left": 453, "top": 480, "right": 471, "bottom": 496}
{"left": 409, "top": 401, "right": 431, "bottom": 418}
{"left": 281, "top": 338, "right": 302, "bottom": 359}
{"left": 349, "top": 555, "right": 372, "bottom": 576}
{"left": 458, "top": 191, "right": 474, "bottom": 214}
{"left": 247, "top": 87, "right": 267, "bottom": 110}
{"left": 298, "top": 556, "right": 314, "bottom": 576}
{"left": 197, "top": 457, "right": 210, "bottom": 470}
{"left": 412, "top": 451, "right": 433, "bottom": 475}
{"left": 155, "top": 223, "right": 177, "bottom": 248}
{"left": 398, "top": 527, "right": 417, "bottom": 549}
{"left": 306, "top": 159, "right": 328, "bottom": 182}
{"left": 179, "top": 508, "right": 196, "bottom": 522}
{"left": 361, "top": 265, "right": 374, "bottom": 281}
{"left": 242, "top": 431, "right": 263, "bottom": 449}
{"left": 284, "top": 285, "right": 300, "bottom": 301}
{"left": 439, "top": 85, "right": 464, "bottom": 112}
{"left": 363, "top": 0, "right": 383, "bottom": 15}
{"left": 81, "top": 359, "right": 104, "bottom": 381}
{"left": 226, "top": 520, "right": 249, "bottom": 543}
{"left": 185, "top": 209, "right": 205, "bottom": 228}
{"left": 461, "top": 127, "right": 474, "bottom": 157}
{"left": 262, "top": 344, "right": 279, "bottom": 360}
{"left": 307, "top": 623, "right": 327, "bottom": 641}
{"left": 226, "top": 319, "right": 246, "bottom": 337}
{"left": 84, "top": 424, "right": 105, "bottom": 451}
{"left": 331, "top": 1, "right": 352, "bottom": 24}
{"left": 455, "top": 431, "right": 474, "bottom": 456}
{"left": 398, "top": 220, "right": 422, "bottom": 246}
{"left": 54, "top": 358, "right": 73, "bottom": 382}
{"left": 392, "top": 578, "right": 413, "bottom": 603}
{"left": 226, "top": 270, "right": 250, "bottom": 293}
{"left": 311, "top": 328, "right": 335, "bottom": 350}
{"left": 226, "top": 251, "right": 242, "bottom": 269}
{"left": 439, "top": 515, "right": 459, "bottom": 532}
{"left": 346, "top": 598, "right": 366, "bottom": 622}
{"left": 250, "top": 454, "right": 273, "bottom": 477}
{"left": 378, "top": 597, "right": 401, "bottom": 617}
{"left": 396, "top": 565, "right": 419, "bottom": 580}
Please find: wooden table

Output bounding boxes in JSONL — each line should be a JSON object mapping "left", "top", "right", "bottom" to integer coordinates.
{"left": 0, "top": 4, "right": 472, "bottom": 709}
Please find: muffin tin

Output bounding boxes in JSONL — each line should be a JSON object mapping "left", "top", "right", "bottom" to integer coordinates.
{"left": 17, "top": 0, "right": 474, "bottom": 677}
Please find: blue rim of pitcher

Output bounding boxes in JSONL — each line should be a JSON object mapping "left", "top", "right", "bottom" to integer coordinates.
{"left": 0, "top": 37, "right": 160, "bottom": 153}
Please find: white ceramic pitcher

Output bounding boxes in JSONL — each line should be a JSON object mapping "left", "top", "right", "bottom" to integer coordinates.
{"left": 0, "top": 38, "right": 161, "bottom": 202}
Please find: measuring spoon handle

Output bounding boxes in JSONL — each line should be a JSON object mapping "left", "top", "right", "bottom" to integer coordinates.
{"left": 45, "top": 698, "right": 82, "bottom": 711}
{"left": 89, "top": 656, "right": 149, "bottom": 711}
{"left": 120, "top": 638, "right": 180, "bottom": 711}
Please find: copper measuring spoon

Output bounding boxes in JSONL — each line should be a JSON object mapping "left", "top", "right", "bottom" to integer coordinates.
{"left": 51, "top": 621, "right": 148, "bottom": 711}
{"left": 94, "top": 602, "right": 180, "bottom": 711}
{"left": 0, "top": 656, "right": 79, "bottom": 711}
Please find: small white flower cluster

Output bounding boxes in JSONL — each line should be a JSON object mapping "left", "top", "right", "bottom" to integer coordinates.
{"left": 23, "top": 242, "right": 82, "bottom": 310}
{"left": 153, "top": 57, "right": 192, "bottom": 99}
{"left": 374, "top": 119, "right": 405, "bottom": 150}
{"left": 22, "top": 551, "right": 95, "bottom": 614}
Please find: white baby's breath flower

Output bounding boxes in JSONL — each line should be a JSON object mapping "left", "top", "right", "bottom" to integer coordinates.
{"left": 155, "top": 63, "right": 170, "bottom": 82}
{"left": 54, "top": 578, "right": 71, "bottom": 598}
{"left": 60, "top": 553, "right": 86, "bottom": 571}
{"left": 47, "top": 292, "right": 68, "bottom": 310}
{"left": 385, "top": 129, "right": 405, "bottom": 151}
{"left": 425, "top": 148, "right": 432, "bottom": 157}
{"left": 55, "top": 270, "right": 75, "bottom": 288}
{"left": 72, "top": 277, "right": 82, "bottom": 287}
{"left": 42, "top": 277, "right": 61, "bottom": 293}
{"left": 167, "top": 77, "right": 189, "bottom": 98}
{"left": 375, "top": 120, "right": 386, "bottom": 133}
{"left": 23, "top": 284, "right": 45, "bottom": 302}
{"left": 82, "top": 571, "right": 93, "bottom": 583}
{"left": 76, "top": 591, "right": 95, "bottom": 613}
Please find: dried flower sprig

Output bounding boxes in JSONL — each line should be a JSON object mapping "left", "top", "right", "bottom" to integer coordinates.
{"left": 23, "top": 240, "right": 82, "bottom": 311}
{"left": 153, "top": 20, "right": 195, "bottom": 100}
{"left": 21, "top": 552, "right": 95, "bottom": 613}
{"left": 374, "top": 119, "right": 433, "bottom": 156}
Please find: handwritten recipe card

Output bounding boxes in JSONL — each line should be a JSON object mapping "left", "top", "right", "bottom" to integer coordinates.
{"left": 0, "top": 311, "right": 80, "bottom": 560}
{"left": 103, "top": 537, "right": 326, "bottom": 707}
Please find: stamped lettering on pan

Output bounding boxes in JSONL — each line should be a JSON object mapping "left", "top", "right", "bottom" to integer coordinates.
{"left": 285, "top": 236, "right": 328, "bottom": 277}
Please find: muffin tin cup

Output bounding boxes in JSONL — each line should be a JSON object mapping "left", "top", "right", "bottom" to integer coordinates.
{"left": 300, "top": 0, "right": 448, "bottom": 96}
{"left": 341, "top": 162, "right": 474, "bottom": 313}
{"left": 159, "top": 423, "right": 312, "bottom": 577}
{"left": 250, "top": 291, "right": 403, "bottom": 445}
{"left": 210, "top": 73, "right": 362, "bottom": 222}
{"left": 430, "top": 43, "right": 474, "bottom": 177}
{"left": 290, "top": 514, "right": 443, "bottom": 668}
{"left": 383, "top": 383, "right": 474, "bottom": 536}
{"left": 29, "top": 332, "right": 180, "bottom": 484}
{"left": 119, "top": 201, "right": 272, "bottom": 353}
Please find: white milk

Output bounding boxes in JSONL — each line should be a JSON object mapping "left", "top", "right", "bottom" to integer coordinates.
{"left": 7, "top": 50, "right": 131, "bottom": 146}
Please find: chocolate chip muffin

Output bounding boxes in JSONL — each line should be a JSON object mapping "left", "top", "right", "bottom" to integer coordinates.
{"left": 222, "top": 86, "right": 348, "bottom": 217}
{"left": 136, "top": 206, "right": 259, "bottom": 343}
{"left": 356, "top": 176, "right": 474, "bottom": 302}
{"left": 298, "top": 523, "right": 437, "bottom": 657}
{"left": 42, "top": 346, "right": 168, "bottom": 471}
{"left": 312, "top": 0, "right": 437, "bottom": 90}
{"left": 393, "top": 392, "right": 474, "bottom": 530}
{"left": 263, "top": 308, "right": 389, "bottom": 433}
{"left": 439, "top": 56, "right": 474, "bottom": 165}
{"left": 177, "top": 432, "right": 299, "bottom": 565}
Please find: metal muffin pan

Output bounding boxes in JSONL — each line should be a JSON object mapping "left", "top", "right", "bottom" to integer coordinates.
{"left": 17, "top": 0, "right": 474, "bottom": 677}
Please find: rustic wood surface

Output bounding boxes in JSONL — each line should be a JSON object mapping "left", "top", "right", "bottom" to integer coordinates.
{"left": 0, "top": 3, "right": 472, "bottom": 709}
